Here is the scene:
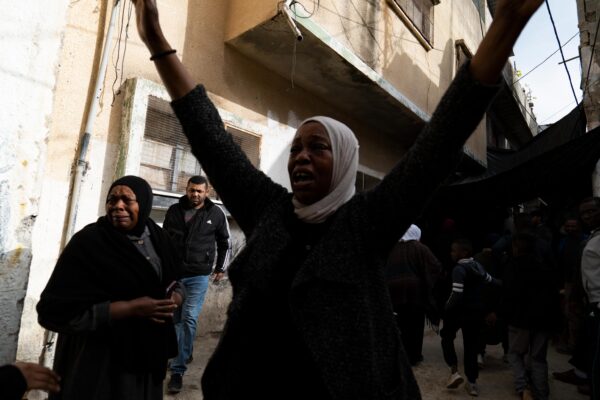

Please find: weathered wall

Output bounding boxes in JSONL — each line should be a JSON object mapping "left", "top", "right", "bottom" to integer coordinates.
{"left": 16, "top": 0, "right": 495, "bottom": 363}
{"left": 224, "top": 0, "right": 489, "bottom": 164}
{"left": 0, "top": 0, "right": 70, "bottom": 363}
{"left": 577, "top": 0, "right": 600, "bottom": 195}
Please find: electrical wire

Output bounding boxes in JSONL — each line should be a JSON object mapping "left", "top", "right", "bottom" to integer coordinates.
{"left": 348, "top": 0, "right": 383, "bottom": 55}
{"left": 289, "top": 0, "right": 320, "bottom": 18}
{"left": 110, "top": 0, "right": 134, "bottom": 106}
{"left": 512, "top": 31, "right": 579, "bottom": 86}
{"left": 539, "top": 99, "right": 578, "bottom": 124}
{"left": 545, "top": 0, "right": 579, "bottom": 104}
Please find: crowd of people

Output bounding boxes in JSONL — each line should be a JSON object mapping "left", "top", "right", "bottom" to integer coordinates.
{"left": 5, "top": 0, "right": 600, "bottom": 399}
{"left": 384, "top": 200, "right": 600, "bottom": 399}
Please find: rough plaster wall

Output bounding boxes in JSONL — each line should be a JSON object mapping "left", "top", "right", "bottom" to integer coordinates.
{"left": 579, "top": 0, "right": 600, "bottom": 130}
{"left": 0, "top": 0, "right": 69, "bottom": 363}
{"left": 577, "top": 0, "right": 600, "bottom": 195}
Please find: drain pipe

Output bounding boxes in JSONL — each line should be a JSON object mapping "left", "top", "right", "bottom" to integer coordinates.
{"left": 281, "top": 0, "right": 303, "bottom": 41}
{"left": 40, "top": 0, "right": 123, "bottom": 368}
{"left": 64, "top": 0, "right": 122, "bottom": 241}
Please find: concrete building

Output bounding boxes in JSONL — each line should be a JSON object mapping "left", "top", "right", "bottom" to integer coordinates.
{"left": 576, "top": 0, "right": 600, "bottom": 195}
{"left": 1, "top": 0, "right": 535, "bottom": 374}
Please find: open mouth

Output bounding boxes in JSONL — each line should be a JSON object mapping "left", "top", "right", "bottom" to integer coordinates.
{"left": 292, "top": 171, "right": 315, "bottom": 184}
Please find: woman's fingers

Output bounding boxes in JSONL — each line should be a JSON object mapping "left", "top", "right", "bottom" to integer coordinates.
{"left": 15, "top": 362, "right": 61, "bottom": 393}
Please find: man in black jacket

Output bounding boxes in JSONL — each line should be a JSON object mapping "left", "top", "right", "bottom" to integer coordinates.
{"left": 164, "top": 175, "right": 230, "bottom": 393}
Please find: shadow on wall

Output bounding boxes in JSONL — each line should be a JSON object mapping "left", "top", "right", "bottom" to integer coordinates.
{"left": 381, "top": 37, "right": 454, "bottom": 116}
{"left": 97, "top": 85, "right": 127, "bottom": 217}
{"left": 0, "top": 246, "right": 33, "bottom": 364}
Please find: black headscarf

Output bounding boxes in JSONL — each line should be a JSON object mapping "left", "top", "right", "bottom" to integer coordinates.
{"left": 107, "top": 175, "right": 153, "bottom": 236}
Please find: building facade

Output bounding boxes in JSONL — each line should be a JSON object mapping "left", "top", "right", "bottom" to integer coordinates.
{"left": 1, "top": 0, "right": 535, "bottom": 371}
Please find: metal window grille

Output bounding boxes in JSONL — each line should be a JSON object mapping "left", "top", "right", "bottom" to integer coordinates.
{"left": 140, "top": 96, "right": 261, "bottom": 196}
{"left": 393, "top": 0, "right": 435, "bottom": 44}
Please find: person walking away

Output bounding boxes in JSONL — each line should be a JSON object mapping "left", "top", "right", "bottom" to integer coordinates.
{"left": 442, "top": 238, "right": 500, "bottom": 396}
{"left": 556, "top": 217, "right": 588, "bottom": 354}
{"left": 474, "top": 235, "right": 509, "bottom": 367}
{"left": 385, "top": 224, "right": 441, "bottom": 365}
{"left": 163, "top": 175, "right": 230, "bottom": 393}
{"left": 503, "top": 233, "right": 561, "bottom": 400}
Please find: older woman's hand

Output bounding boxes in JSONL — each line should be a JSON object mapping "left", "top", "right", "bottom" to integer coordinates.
{"left": 131, "top": 296, "right": 178, "bottom": 323}
{"left": 110, "top": 297, "right": 177, "bottom": 323}
{"left": 15, "top": 362, "right": 61, "bottom": 393}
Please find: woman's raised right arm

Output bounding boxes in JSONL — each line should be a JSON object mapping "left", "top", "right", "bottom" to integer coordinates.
{"left": 131, "top": 0, "right": 288, "bottom": 234}
{"left": 131, "top": 0, "right": 194, "bottom": 100}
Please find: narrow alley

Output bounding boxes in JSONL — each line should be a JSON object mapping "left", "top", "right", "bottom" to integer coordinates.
{"left": 166, "top": 320, "right": 581, "bottom": 399}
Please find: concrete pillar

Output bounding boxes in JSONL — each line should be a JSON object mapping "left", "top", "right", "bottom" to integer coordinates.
{"left": 577, "top": 0, "right": 600, "bottom": 195}
{"left": 0, "top": 0, "right": 69, "bottom": 364}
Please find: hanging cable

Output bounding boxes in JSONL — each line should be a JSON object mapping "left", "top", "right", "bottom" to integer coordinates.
{"left": 513, "top": 32, "right": 578, "bottom": 85}
{"left": 111, "top": 0, "right": 134, "bottom": 105}
{"left": 545, "top": 0, "right": 579, "bottom": 104}
{"left": 289, "top": 0, "right": 320, "bottom": 18}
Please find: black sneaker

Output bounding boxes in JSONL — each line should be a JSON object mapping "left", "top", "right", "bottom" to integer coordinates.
{"left": 167, "top": 373, "right": 183, "bottom": 394}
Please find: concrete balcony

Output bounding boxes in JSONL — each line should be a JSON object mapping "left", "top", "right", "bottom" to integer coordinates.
{"left": 225, "top": 1, "right": 430, "bottom": 147}
{"left": 487, "top": 62, "right": 539, "bottom": 149}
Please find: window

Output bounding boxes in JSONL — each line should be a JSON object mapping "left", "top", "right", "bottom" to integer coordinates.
{"left": 140, "top": 96, "right": 200, "bottom": 193}
{"left": 390, "top": 0, "right": 436, "bottom": 46}
{"left": 139, "top": 96, "right": 261, "bottom": 197}
{"left": 119, "top": 78, "right": 263, "bottom": 224}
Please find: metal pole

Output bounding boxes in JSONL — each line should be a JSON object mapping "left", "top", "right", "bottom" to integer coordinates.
{"left": 41, "top": 0, "right": 123, "bottom": 371}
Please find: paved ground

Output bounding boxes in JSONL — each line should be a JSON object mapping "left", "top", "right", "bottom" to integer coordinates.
{"left": 164, "top": 326, "right": 584, "bottom": 399}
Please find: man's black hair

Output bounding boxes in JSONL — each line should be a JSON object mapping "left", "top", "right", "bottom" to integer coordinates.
{"left": 188, "top": 175, "right": 208, "bottom": 186}
{"left": 452, "top": 238, "right": 473, "bottom": 256}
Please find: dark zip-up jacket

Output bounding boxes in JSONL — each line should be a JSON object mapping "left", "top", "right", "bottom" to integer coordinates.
{"left": 163, "top": 196, "right": 230, "bottom": 277}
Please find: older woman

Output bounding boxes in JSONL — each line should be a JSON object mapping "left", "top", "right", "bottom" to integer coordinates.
{"left": 37, "top": 176, "right": 182, "bottom": 400}
{"left": 131, "top": 1, "right": 543, "bottom": 399}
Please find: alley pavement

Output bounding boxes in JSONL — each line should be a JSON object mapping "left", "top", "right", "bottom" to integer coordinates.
{"left": 165, "top": 327, "right": 582, "bottom": 399}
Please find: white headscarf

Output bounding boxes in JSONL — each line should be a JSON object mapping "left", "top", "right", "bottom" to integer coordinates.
{"left": 401, "top": 224, "right": 421, "bottom": 242}
{"left": 292, "top": 116, "right": 359, "bottom": 224}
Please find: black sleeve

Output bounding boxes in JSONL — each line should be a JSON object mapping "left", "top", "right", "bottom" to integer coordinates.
{"left": 162, "top": 205, "right": 179, "bottom": 234}
{"left": 171, "top": 86, "right": 288, "bottom": 236}
{"left": 0, "top": 364, "right": 28, "bottom": 400}
{"left": 365, "top": 62, "right": 501, "bottom": 250}
{"left": 39, "top": 302, "right": 111, "bottom": 334}
{"left": 213, "top": 206, "right": 231, "bottom": 273}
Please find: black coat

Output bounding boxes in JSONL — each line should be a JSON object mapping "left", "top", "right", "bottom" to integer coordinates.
{"left": 37, "top": 217, "right": 179, "bottom": 399}
{"left": 163, "top": 196, "right": 230, "bottom": 276}
{"left": 0, "top": 365, "right": 27, "bottom": 400}
{"left": 502, "top": 253, "right": 561, "bottom": 331}
{"left": 171, "top": 62, "right": 499, "bottom": 400}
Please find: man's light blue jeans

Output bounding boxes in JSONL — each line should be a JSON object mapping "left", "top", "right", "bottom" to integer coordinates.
{"left": 170, "top": 275, "right": 210, "bottom": 375}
